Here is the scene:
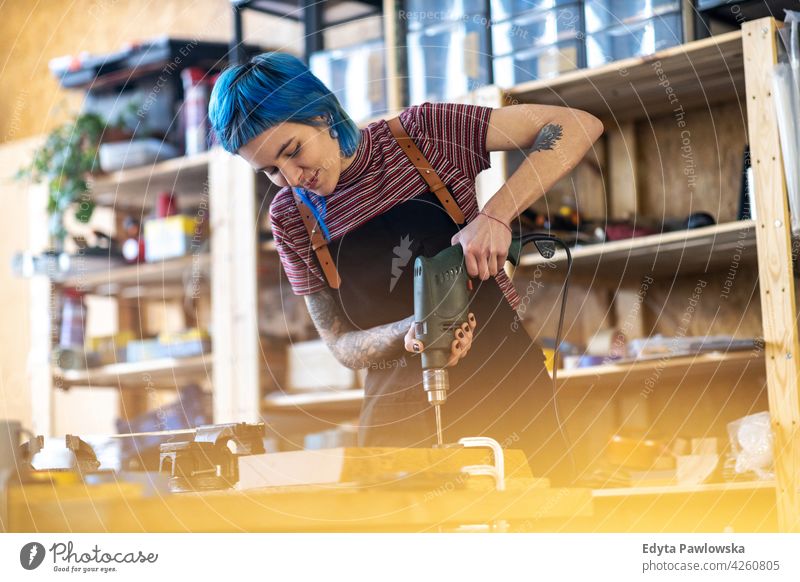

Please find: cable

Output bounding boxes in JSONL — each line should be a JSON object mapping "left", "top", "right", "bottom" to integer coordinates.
{"left": 514, "top": 233, "right": 577, "bottom": 480}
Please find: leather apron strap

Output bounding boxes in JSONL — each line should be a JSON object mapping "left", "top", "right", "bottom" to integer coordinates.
{"left": 291, "top": 116, "right": 465, "bottom": 289}
{"left": 292, "top": 191, "right": 341, "bottom": 289}
{"left": 386, "top": 117, "right": 466, "bottom": 225}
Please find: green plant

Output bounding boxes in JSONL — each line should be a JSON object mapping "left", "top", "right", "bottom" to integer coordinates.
{"left": 17, "top": 112, "right": 107, "bottom": 248}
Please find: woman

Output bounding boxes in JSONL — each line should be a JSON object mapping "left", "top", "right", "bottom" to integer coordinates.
{"left": 209, "top": 53, "right": 603, "bottom": 485}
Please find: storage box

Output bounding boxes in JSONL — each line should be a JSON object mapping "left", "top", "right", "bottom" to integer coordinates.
{"left": 287, "top": 339, "right": 355, "bottom": 392}
{"left": 98, "top": 138, "right": 179, "bottom": 172}
{"left": 493, "top": 40, "right": 583, "bottom": 85}
{"left": 586, "top": 11, "right": 684, "bottom": 67}
{"left": 492, "top": 3, "right": 584, "bottom": 56}
{"left": 404, "top": 0, "right": 486, "bottom": 30}
{"left": 490, "top": 0, "right": 576, "bottom": 21}
{"left": 158, "top": 328, "right": 211, "bottom": 359}
{"left": 143, "top": 215, "right": 198, "bottom": 262}
{"left": 310, "top": 39, "right": 388, "bottom": 123}
{"left": 125, "top": 339, "right": 164, "bottom": 363}
{"left": 584, "top": 0, "right": 680, "bottom": 33}
{"left": 408, "top": 18, "right": 491, "bottom": 104}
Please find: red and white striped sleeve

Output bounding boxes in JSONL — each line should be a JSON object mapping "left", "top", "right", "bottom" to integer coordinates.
{"left": 413, "top": 101, "right": 493, "bottom": 182}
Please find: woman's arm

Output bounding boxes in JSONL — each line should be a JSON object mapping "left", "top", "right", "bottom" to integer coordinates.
{"left": 304, "top": 289, "right": 475, "bottom": 370}
{"left": 483, "top": 104, "right": 604, "bottom": 222}
{"left": 453, "top": 104, "right": 603, "bottom": 279}
{"left": 304, "top": 289, "right": 413, "bottom": 369}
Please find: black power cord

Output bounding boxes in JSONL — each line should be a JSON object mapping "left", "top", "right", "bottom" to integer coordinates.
{"left": 511, "top": 233, "right": 577, "bottom": 481}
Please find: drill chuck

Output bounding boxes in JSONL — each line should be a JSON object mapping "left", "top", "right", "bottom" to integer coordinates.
{"left": 422, "top": 368, "right": 449, "bottom": 406}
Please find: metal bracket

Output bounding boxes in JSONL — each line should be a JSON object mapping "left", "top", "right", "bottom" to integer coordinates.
{"left": 458, "top": 436, "right": 506, "bottom": 492}
{"left": 65, "top": 435, "right": 101, "bottom": 474}
{"left": 159, "top": 422, "right": 265, "bottom": 492}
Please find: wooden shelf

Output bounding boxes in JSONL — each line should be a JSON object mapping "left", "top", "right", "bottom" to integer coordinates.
{"left": 262, "top": 389, "right": 365, "bottom": 411}
{"left": 506, "top": 30, "right": 745, "bottom": 120}
{"left": 89, "top": 149, "right": 213, "bottom": 211}
{"left": 516, "top": 220, "right": 756, "bottom": 283}
{"left": 58, "top": 254, "right": 210, "bottom": 296}
{"left": 559, "top": 350, "right": 764, "bottom": 392}
{"left": 261, "top": 351, "right": 763, "bottom": 412}
{"left": 592, "top": 479, "right": 775, "bottom": 498}
{"left": 54, "top": 354, "right": 212, "bottom": 389}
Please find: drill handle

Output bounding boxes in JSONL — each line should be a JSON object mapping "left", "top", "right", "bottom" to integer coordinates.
{"left": 506, "top": 233, "right": 560, "bottom": 267}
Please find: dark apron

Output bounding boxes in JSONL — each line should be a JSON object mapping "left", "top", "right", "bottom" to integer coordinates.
{"left": 327, "top": 191, "right": 573, "bottom": 483}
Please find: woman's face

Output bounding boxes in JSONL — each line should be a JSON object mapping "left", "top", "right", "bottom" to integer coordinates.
{"left": 238, "top": 117, "right": 350, "bottom": 196}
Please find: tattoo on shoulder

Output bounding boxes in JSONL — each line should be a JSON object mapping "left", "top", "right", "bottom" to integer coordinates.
{"left": 304, "top": 289, "right": 345, "bottom": 339}
{"left": 532, "top": 123, "right": 563, "bottom": 152}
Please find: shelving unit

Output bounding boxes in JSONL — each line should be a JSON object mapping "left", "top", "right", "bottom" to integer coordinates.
{"left": 262, "top": 350, "right": 765, "bottom": 413}
{"left": 517, "top": 220, "right": 757, "bottom": 282}
{"left": 88, "top": 150, "right": 212, "bottom": 210}
{"left": 54, "top": 354, "right": 212, "bottom": 389}
{"left": 506, "top": 30, "right": 746, "bottom": 119}
{"left": 57, "top": 254, "right": 210, "bottom": 296}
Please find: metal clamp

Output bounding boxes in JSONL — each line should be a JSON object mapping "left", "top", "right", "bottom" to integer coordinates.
{"left": 458, "top": 436, "right": 506, "bottom": 491}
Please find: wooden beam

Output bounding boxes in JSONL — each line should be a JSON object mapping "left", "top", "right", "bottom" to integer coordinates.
{"left": 209, "top": 149, "right": 260, "bottom": 423}
{"left": 383, "top": 0, "right": 404, "bottom": 114}
{"left": 743, "top": 17, "right": 800, "bottom": 533}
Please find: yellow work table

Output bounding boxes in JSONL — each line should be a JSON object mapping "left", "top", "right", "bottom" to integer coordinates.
{"left": 7, "top": 447, "right": 593, "bottom": 532}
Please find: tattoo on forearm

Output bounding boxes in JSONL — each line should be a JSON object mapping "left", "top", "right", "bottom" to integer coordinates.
{"left": 304, "top": 289, "right": 414, "bottom": 369}
{"left": 532, "top": 123, "right": 563, "bottom": 152}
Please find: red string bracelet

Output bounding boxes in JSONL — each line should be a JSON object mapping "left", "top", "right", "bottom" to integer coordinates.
{"left": 478, "top": 211, "right": 512, "bottom": 235}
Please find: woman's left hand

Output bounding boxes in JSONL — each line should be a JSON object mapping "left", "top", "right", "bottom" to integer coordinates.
{"left": 452, "top": 213, "right": 512, "bottom": 280}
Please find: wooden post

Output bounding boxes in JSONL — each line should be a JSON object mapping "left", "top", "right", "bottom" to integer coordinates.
{"left": 27, "top": 180, "right": 53, "bottom": 437}
{"left": 743, "top": 17, "right": 800, "bottom": 532}
{"left": 383, "top": 0, "right": 405, "bottom": 114}
{"left": 209, "top": 149, "right": 261, "bottom": 423}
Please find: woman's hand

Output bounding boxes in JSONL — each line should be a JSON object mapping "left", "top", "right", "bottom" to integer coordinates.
{"left": 404, "top": 313, "right": 477, "bottom": 367}
{"left": 452, "top": 213, "right": 512, "bottom": 280}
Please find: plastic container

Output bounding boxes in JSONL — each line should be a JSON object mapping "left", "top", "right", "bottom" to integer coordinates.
{"left": 98, "top": 138, "right": 179, "bottom": 172}
{"left": 310, "top": 40, "right": 387, "bottom": 122}
{"left": 407, "top": 18, "right": 491, "bottom": 104}
{"left": 584, "top": 0, "right": 680, "bottom": 33}
{"left": 59, "top": 289, "right": 86, "bottom": 349}
{"left": 493, "top": 39, "right": 583, "bottom": 85}
{"left": 404, "top": 0, "right": 486, "bottom": 30}
{"left": 586, "top": 11, "right": 683, "bottom": 67}
{"left": 491, "top": 0, "right": 578, "bottom": 21}
{"left": 492, "top": 3, "right": 584, "bottom": 56}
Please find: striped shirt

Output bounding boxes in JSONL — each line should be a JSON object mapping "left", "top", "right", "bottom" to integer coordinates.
{"left": 269, "top": 101, "right": 521, "bottom": 308}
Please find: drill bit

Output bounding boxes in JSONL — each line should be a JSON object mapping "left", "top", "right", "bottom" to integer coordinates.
{"left": 434, "top": 404, "right": 443, "bottom": 446}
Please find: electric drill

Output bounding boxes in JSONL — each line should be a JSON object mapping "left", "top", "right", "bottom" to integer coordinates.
{"left": 413, "top": 235, "right": 557, "bottom": 446}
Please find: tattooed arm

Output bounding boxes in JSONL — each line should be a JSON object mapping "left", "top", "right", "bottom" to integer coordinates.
{"left": 304, "top": 288, "right": 414, "bottom": 369}
{"left": 451, "top": 104, "right": 603, "bottom": 279}
{"left": 482, "top": 104, "right": 603, "bottom": 223}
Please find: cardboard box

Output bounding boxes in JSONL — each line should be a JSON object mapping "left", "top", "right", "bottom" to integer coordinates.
{"left": 287, "top": 339, "right": 355, "bottom": 392}
{"left": 144, "top": 215, "right": 199, "bottom": 262}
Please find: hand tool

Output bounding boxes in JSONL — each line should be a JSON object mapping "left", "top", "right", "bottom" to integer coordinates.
{"left": 413, "top": 233, "right": 571, "bottom": 446}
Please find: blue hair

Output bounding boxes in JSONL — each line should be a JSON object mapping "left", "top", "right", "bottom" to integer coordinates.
{"left": 209, "top": 52, "right": 360, "bottom": 156}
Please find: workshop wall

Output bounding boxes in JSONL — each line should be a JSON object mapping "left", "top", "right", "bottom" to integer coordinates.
{"left": 0, "top": 138, "right": 39, "bottom": 430}
{"left": 0, "top": 0, "right": 302, "bottom": 144}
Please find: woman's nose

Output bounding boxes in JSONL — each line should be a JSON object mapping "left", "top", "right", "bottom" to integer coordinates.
{"left": 282, "top": 164, "right": 304, "bottom": 189}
